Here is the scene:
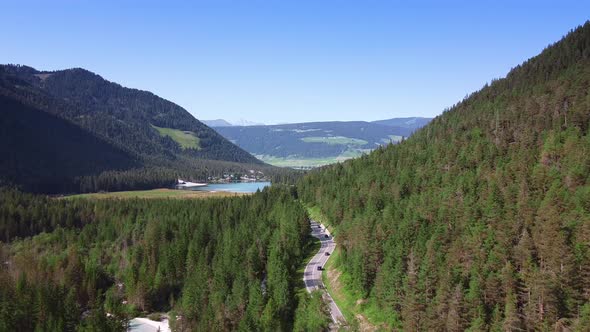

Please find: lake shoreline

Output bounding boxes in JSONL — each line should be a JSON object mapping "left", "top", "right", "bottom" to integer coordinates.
{"left": 62, "top": 182, "right": 271, "bottom": 200}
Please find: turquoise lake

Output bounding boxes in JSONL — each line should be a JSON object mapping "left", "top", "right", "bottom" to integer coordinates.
{"left": 188, "top": 182, "right": 271, "bottom": 193}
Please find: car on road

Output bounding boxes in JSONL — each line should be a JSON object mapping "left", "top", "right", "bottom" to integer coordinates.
{"left": 324, "top": 234, "right": 329, "bottom": 239}
{"left": 317, "top": 266, "right": 322, "bottom": 271}
{"left": 325, "top": 252, "right": 330, "bottom": 256}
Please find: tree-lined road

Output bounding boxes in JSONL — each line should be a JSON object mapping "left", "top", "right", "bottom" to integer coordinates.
{"left": 304, "top": 220, "right": 346, "bottom": 326}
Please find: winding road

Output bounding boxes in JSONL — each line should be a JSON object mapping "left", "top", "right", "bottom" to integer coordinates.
{"left": 304, "top": 220, "right": 346, "bottom": 327}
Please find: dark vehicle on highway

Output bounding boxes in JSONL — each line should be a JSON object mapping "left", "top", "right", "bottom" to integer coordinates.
{"left": 325, "top": 252, "right": 330, "bottom": 256}
{"left": 324, "top": 234, "right": 329, "bottom": 239}
{"left": 317, "top": 266, "right": 322, "bottom": 271}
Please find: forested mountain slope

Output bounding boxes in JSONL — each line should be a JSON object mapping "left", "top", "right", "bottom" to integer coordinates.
{"left": 0, "top": 65, "right": 260, "bottom": 165}
{"left": 299, "top": 22, "right": 590, "bottom": 330}
{"left": 0, "top": 65, "right": 293, "bottom": 193}
{"left": 0, "top": 95, "right": 139, "bottom": 193}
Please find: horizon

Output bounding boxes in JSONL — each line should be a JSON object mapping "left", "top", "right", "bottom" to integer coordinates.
{"left": 3, "top": 1, "right": 589, "bottom": 124}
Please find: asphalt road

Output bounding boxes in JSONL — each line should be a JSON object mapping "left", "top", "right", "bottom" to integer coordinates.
{"left": 304, "top": 220, "right": 346, "bottom": 326}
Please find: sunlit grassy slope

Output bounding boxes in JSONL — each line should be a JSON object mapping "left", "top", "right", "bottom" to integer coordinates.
{"left": 152, "top": 125, "right": 201, "bottom": 149}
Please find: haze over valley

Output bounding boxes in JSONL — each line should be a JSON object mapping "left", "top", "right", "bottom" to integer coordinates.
{"left": 211, "top": 118, "right": 431, "bottom": 167}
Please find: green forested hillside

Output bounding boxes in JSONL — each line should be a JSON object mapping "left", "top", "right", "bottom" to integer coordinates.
{"left": 0, "top": 186, "right": 313, "bottom": 331}
{"left": 0, "top": 65, "right": 301, "bottom": 193}
{"left": 0, "top": 65, "right": 259, "bottom": 164}
{"left": 298, "top": 22, "right": 590, "bottom": 330}
{"left": 0, "top": 95, "right": 141, "bottom": 193}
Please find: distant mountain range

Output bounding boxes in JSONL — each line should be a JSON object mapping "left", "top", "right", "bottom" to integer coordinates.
{"left": 0, "top": 65, "right": 270, "bottom": 193}
{"left": 203, "top": 119, "right": 233, "bottom": 127}
{"left": 205, "top": 117, "right": 431, "bottom": 129}
{"left": 203, "top": 118, "right": 265, "bottom": 127}
{"left": 371, "top": 116, "right": 432, "bottom": 129}
{"left": 212, "top": 118, "right": 431, "bottom": 167}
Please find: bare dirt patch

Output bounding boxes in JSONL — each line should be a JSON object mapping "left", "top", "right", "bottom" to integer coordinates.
{"left": 327, "top": 265, "right": 379, "bottom": 331}
{"left": 327, "top": 265, "right": 343, "bottom": 293}
{"left": 355, "top": 314, "right": 378, "bottom": 332}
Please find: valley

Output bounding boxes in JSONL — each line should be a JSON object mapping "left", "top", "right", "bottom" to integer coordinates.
{"left": 213, "top": 120, "right": 426, "bottom": 168}
{"left": 1, "top": 4, "right": 589, "bottom": 332}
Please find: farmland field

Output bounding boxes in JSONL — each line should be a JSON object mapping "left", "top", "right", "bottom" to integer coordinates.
{"left": 257, "top": 148, "right": 370, "bottom": 168}
{"left": 300, "top": 136, "right": 368, "bottom": 145}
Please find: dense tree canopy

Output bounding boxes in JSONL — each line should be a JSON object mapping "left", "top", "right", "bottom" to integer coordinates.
{"left": 298, "top": 21, "right": 590, "bottom": 330}
{"left": 0, "top": 186, "right": 312, "bottom": 331}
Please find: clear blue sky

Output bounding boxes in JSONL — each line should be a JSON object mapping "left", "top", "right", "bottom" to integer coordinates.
{"left": 2, "top": 1, "right": 589, "bottom": 124}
